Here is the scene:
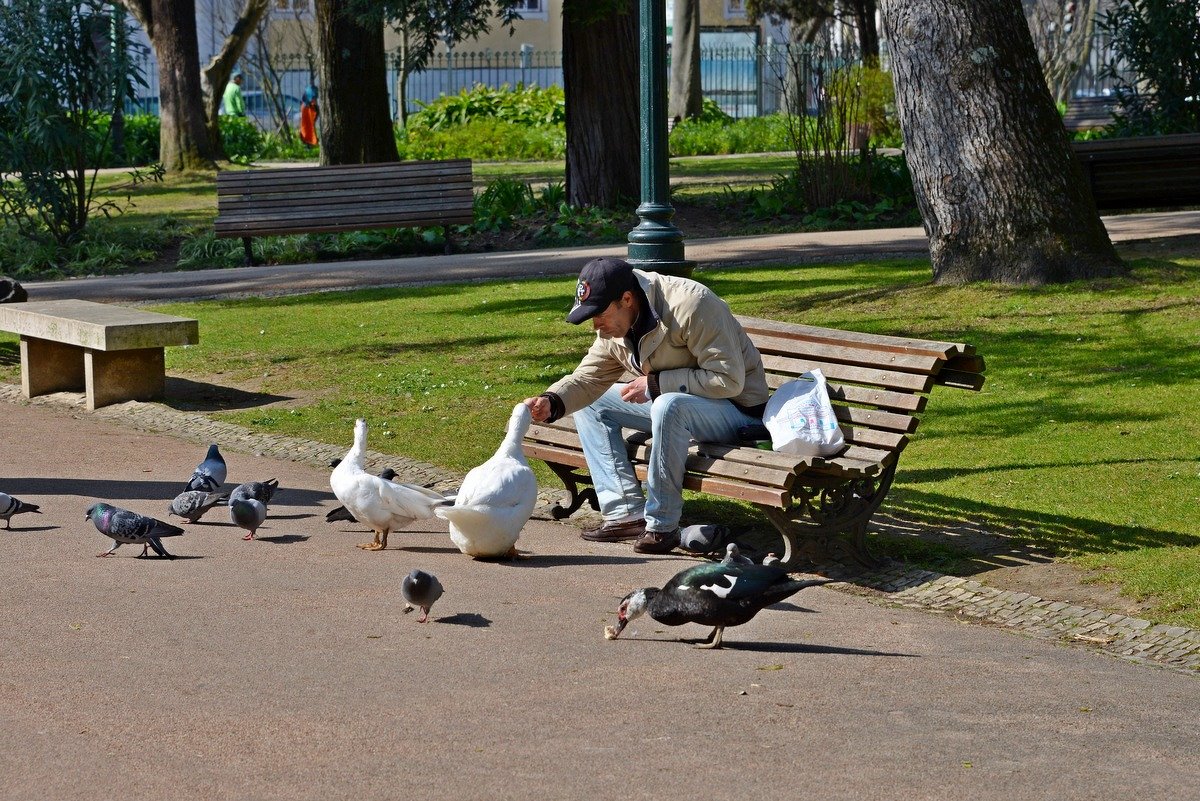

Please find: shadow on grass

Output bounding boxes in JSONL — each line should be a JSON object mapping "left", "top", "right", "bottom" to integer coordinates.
{"left": 163, "top": 377, "right": 292, "bottom": 412}
{"left": 0, "top": 341, "right": 18, "bottom": 367}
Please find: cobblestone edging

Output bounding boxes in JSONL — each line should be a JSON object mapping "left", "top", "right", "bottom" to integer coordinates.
{"left": 3, "top": 383, "right": 1197, "bottom": 676}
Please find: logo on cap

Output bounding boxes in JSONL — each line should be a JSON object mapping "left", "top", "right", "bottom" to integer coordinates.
{"left": 576, "top": 279, "right": 591, "bottom": 303}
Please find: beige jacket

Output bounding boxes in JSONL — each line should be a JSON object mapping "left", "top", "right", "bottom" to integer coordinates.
{"left": 546, "top": 270, "right": 769, "bottom": 416}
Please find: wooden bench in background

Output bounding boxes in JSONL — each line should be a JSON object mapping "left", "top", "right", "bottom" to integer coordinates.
{"left": 523, "top": 316, "right": 985, "bottom": 567}
{"left": 0, "top": 299, "right": 198, "bottom": 410}
{"left": 215, "top": 159, "right": 475, "bottom": 265}
{"left": 1062, "top": 96, "right": 1117, "bottom": 133}
{"left": 1071, "top": 132, "right": 1200, "bottom": 211}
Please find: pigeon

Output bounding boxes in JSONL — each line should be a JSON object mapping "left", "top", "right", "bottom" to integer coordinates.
{"left": 168, "top": 490, "right": 228, "bottom": 524}
{"left": 86, "top": 502, "right": 184, "bottom": 559}
{"left": 325, "top": 468, "right": 397, "bottom": 524}
{"left": 0, "top": 491, "right": 41, "bottom": 529}
{"left": 229, "top": 498, "right": 267, "bottom": 541}
{"left": 605, "top": 561, "right": 833, "bottom": 649}
{"left": 434, "top": 403, "right": 537, "bottom": 559}
{"left": 186, "top": 444, "right": 227, "bottom": 492}
{"left": 762, "top": 553, "right": 782, "bottom": 566}
{"left": 401, "top": 569, "right": 444, "bottom": 623}
{"left": 229, "top": 479, "right": 279, "bottom": 506}
{"left": 330, "top": 419, "right": 452, "bottom": 551}
{"left": 721, "top": 542, "right": 755, "bottom": 566}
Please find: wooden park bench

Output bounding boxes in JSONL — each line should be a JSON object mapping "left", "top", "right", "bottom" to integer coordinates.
{"left": 0, "top": 299, "right": 198, "bottom": 411}
{"left": 1062, "top": 95, "right": 1117, "bottom": 133}
{"left": 1071, "top": 132, "right": 1200, "bottom": 210}
{"left": 522, "top": 316, "right": 985, "bottom": 567}
{"left": 215, "top": 159, "right": 475, "bottom": 265}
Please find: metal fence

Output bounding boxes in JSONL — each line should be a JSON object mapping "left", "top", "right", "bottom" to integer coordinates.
{"left": 124, "top": 37, "right": 1127, "bottom": 126}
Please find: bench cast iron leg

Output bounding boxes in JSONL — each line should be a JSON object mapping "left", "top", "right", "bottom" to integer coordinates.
{"left": 545, "top": 462, "right": 600, "bottom": 520}
{"left": 443, "top": 225, "right": 453, "bottom": 255}
{"left": 242, "top": 237, "right": 255, "bottom": 267}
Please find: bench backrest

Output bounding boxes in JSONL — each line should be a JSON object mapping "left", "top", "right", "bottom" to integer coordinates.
{"left": 1071, "top": 133, "right": 1200, "bottom": 210}
{"left": 737, "top": 315, "right": 984, "bottom": 478}
{"left": 214, "top": 159, "right": 474, "bottom": 238}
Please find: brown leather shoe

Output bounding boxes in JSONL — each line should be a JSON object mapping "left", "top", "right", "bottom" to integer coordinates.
{"left": 581, "top": 518, "right": 646, "bottom": 542}
{"left": 634, "top": 528, "right": 680, "bottom": 554}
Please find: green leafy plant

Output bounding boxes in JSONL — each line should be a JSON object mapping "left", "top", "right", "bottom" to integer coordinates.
{"left": 410, "top": 84, "right": 566, "bottom": 129}
{"left": 1098, "top": 0, "right": 1200, "bottom": 135}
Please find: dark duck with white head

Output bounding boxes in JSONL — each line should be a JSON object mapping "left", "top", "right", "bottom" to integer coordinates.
{"left": 607, "top": 561, "right": 833, "bottom": 649}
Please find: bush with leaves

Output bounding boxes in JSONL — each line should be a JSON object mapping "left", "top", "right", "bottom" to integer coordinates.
{"left": 1099, "top": 0, "right": 1200, "bottom": 135}
{"left": 0, "top": 0, "right": 149, "bottom": 245}
{"left": 409, "top": 84, "right": 566, "bottom": 130}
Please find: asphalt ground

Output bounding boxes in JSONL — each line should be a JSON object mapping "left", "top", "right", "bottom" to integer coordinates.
{"left": 2, "top": 400, "right": 1197, "bottom": 800}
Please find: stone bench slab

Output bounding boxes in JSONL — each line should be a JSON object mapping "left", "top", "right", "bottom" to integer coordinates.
{"left": 0, "top": 299, "right": 198, "bottom": 351}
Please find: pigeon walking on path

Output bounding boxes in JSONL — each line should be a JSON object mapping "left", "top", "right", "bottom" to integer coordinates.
{"left": 229, "top": 498, "right": 267, "bottom": 540}
{"left": 229, "top": 479, "right": 279, "bottom": 506}
{"left": 330, "top": 419, "right": 451, "bottom": 551}
{"left": 606, "top": 561, "right": 834, "bottom": 649}
{"left": 186, "top": 444, "right": 227, "bottom": 493}
{"left": 435, "top": 403, "right": 537, "bottom": 559}
{"left": 86, "top": 502, "right": 184, "bottom": 559}
{"left": 0, "top": 492, "right": 41, "bottom": 529}
{"left": 168, "top": 491, "right": 227, "bottom": 524}
{"left": 401, "top": 569, "right": 444, "bottom": 623}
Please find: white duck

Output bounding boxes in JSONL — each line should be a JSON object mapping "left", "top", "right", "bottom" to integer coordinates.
{"left": 435, "top": 403, "right": 538, "bottom": 559}
{"left": 330, "top": 418, "right": 451, "bottom": 551}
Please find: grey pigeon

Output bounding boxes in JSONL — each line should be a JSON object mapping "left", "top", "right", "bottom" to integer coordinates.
{"left": 401, "top": 569, "right": 444, "bottom": 623}
{"left": 0, "top": 491, "right": 41, "bottom": 529}
{"left": 229, "top": 479, "right": 279, "bottom": 506}
{"left": 168, "top": 490, "right": 228, "bottom": 524}
{"left": 326, "top": 468, "right": 398, "bottom": 524}
{"left": 721, "top": 542, "right": 754, "bottom": 566}
{"left": 86, "top": 502, "right": 184, "bottom": 559}
{"left": 229, "top": 498, "right": 267, "bottom": 541}
{"left": 186, "top": 444, "right": 227, "bottom": 492}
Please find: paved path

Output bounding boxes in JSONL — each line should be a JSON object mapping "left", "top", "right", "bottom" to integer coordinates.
{"left": 19, "top": 210, "right": 1200, "bottom": 304}
{"left": 1, "top": 396, "right": 1198, "bottom": 800}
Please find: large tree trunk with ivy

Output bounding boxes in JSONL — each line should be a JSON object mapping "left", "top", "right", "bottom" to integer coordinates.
{"left": 562, "top": 0, "right": 639, "bottom": 208}
{"left": 668, "top": 0, "right": 702, "bottom": 124}
{"left": 880, "top": 0, "right": 1123, "bottom": 285}
{"left": 314, "top": 0, "right": 398, "bottom": 165}
{"left": 122, "top": 0, "right": 217, "bottom": 171}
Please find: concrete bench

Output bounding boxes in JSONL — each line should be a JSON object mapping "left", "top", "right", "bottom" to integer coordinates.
{"left": 0, "top": 299, "right": 199, "bottom": 410}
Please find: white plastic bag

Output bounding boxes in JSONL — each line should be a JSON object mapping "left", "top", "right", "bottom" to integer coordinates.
{"left": 763, "top": 369, "right": 845, "bottom": 459}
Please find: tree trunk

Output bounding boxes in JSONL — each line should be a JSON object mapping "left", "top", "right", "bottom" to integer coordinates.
{"left": 201, "top": 0, "right": 271, "bottom": 157}
{"left": 880, "top": 0, "right": 1123, "bottom": 285}
{"left": 668, "top": 0, "right": 703, "bottom": 124}
{"left": 848, "top": 0, "right": 880, "bottom": 64}
{"left": 315, "top": 0, "right": 398, "bottom": 165}
{"left": 563, "top": 0, "right": 639, "bottom": 208}
{"left": 123, "top": 0, "right": 217, "bottom": 171}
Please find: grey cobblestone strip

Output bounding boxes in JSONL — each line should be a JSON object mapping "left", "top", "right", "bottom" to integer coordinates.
{"left": 4, "top": 383, "right": 1197, "bottom": 676}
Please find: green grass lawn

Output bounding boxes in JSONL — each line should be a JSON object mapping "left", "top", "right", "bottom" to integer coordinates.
{"left": 1, "top": 256, "right": 1197, "bottom": 625}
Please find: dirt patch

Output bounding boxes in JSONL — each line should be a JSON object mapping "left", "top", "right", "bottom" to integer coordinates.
{"left": 972, "top": 561, "right": 1154, "bottom": 618}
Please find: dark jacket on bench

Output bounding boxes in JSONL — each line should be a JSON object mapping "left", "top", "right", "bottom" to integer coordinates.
{"left": 544, "top": 270, "right": 770, "bottom": 420}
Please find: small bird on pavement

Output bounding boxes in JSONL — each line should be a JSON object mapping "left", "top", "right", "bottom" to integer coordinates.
{"left": 86, "top": 502, "right": 184, "bottom": 559}
{"left": 229, "top": 479, "right": 279, "bottom": 506}
{"left": 605, "top": 561, "right": 833, "bottom": 649}
{"left": 0, "top": 491, "right": 41, "bottom": 529}
{"left": 168, "top": 490, "right": 228, "bottom": 524}
{"left": 401, "top": 569, "right": 444, "bottom": 623}
{"left": 186, "top": 444, "right": 227, "bottom": 493}
{"left": 229, "top": 498, "right": 267, "bottom": 540}
{"left": 721, "top": 542, "right": 755, "bottom": 566}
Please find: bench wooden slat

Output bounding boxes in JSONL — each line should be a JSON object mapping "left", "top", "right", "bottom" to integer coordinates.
{"left": 761, "top": 353, "right": 934, "bottom": 393}
{"left": 751, "top": 332, "right": 943, "bottom": 375}
{"left": 214, "top": 206, "right": 474, "bottom": 231}
{"left": 216, "top": 173, "right": 473, "bottom": 198}
{"left": 215, "top": 159, "right": 472, "bottom": 187}
{"left": 739, "top": 315, "right": 976, "bottom": 359}
{"left": 218, "top": 183, "right": 473, "bottom": 211}
{"left": 626, "top": 444, "right": 794, "bottom": 489}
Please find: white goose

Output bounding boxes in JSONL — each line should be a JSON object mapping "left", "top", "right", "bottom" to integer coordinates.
{"left": 331, "top": 418, "right": 451, "bottom": 551}
{"left": 435, "top": 403, "right": 538, "bottom": 558}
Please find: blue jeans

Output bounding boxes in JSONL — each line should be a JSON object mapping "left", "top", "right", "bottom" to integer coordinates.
{"left": 572, "top": 384, "right": 760, "bottom": 533}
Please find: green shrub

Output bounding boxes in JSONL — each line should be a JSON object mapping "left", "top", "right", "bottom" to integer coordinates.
{"left": 669, "top": 115, "right": 793, "bottom": 156}
{"left": 0, "top": 214, "right": 188, "bottom": 278}
{"left": 122, "top": 114, "right": 161, "bottom": 166}
{"left": 832, "top": 65, "right": 901, "bottom": 147}
{"left": 410, "top": 84, "right": 565, "bottom": 129}
{"left": 398, "top": 118, "right": 565, "bottom": 161}
{"left": 219, "top": 115, "right": 266, "bottom": 163}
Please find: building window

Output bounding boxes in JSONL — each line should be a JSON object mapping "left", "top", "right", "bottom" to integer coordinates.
{"left": 514, "top": 0, "right": 548, "bottom": 21}
{"left": 725, "top": 0, "right": 746, "bottom": 20}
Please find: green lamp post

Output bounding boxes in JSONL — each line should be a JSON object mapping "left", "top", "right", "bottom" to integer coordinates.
{"left": 626, "top": 0, "right": 694, "bottom": 278}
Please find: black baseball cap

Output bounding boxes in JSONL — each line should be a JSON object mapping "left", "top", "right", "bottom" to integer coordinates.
{"left": 566, "top": 257, "right": 637, "bottom": 324}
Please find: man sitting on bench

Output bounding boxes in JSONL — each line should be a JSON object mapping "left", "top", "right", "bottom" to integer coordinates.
{"left": 522, "top": 257, "right": 770, "bottom": 555}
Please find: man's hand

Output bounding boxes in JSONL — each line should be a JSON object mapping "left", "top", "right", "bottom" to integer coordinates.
{"left": 619, "top": 376, "right": 650, "bottom": 404}
{"left": 523, "top": 395, "right": 551, "bottom": 422}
